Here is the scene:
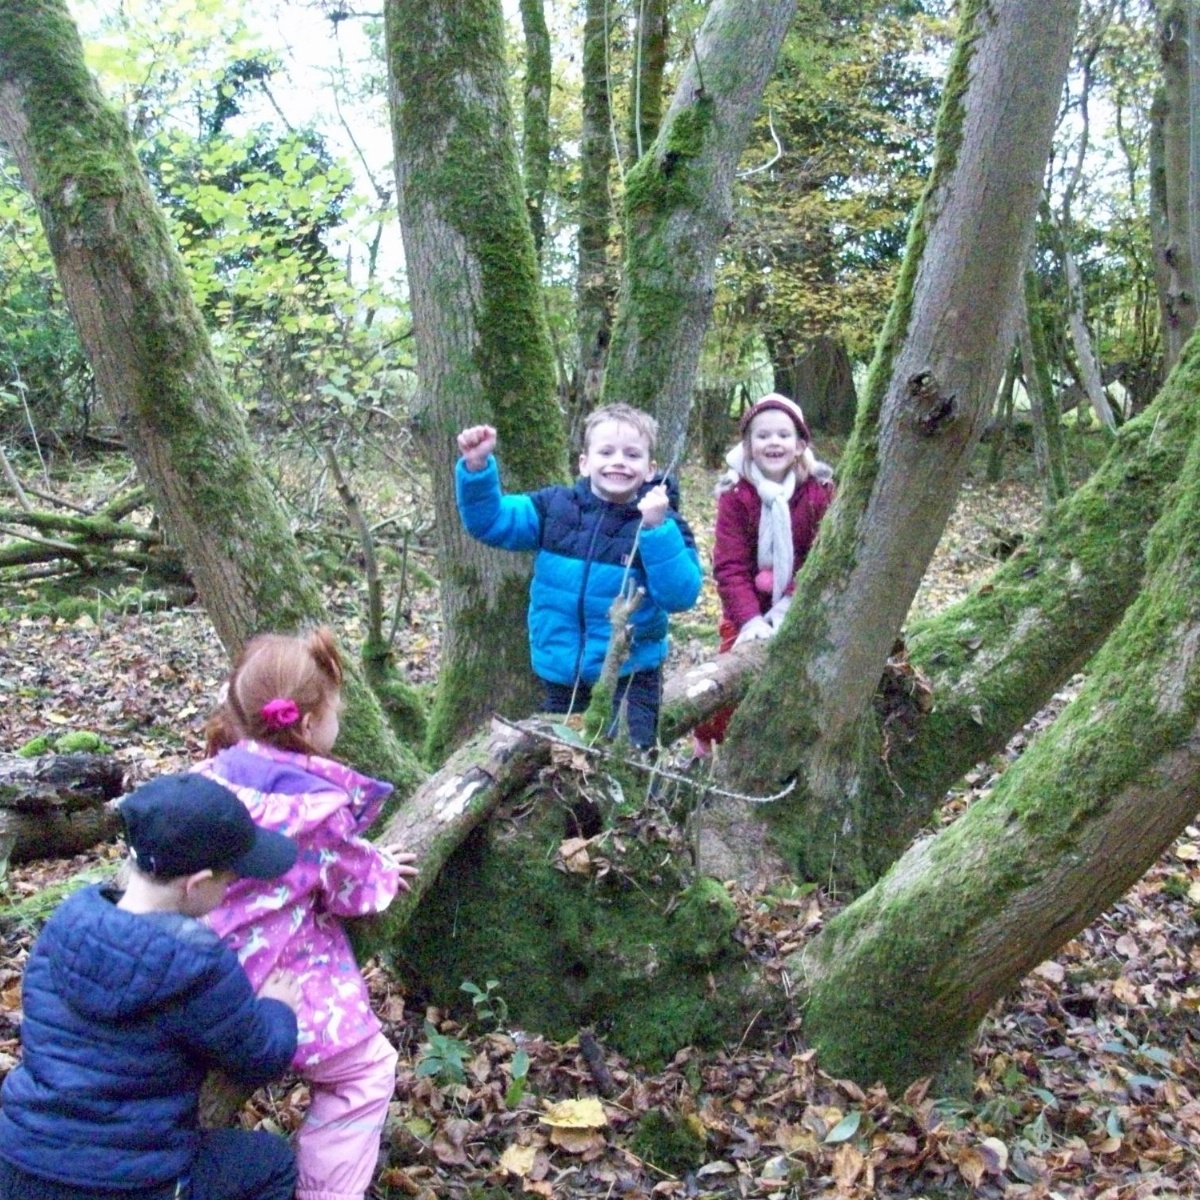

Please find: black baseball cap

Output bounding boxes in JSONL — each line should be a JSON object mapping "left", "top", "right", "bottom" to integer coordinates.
{"left": 119, "top": 773, "right": 297, "bottom": 880}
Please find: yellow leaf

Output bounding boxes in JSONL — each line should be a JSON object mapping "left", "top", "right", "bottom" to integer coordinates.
{"left": 500, "top": 1144, "right": 538, "bottom": 1177}
{"left": 1176, "top": 842, "right": 1200, "bottom": 861}
{"left": 44, "top": 711, "right": 70, "bottom": 725}
{"left": 541, "top": 1097, "right": 608, "bottom": 1129}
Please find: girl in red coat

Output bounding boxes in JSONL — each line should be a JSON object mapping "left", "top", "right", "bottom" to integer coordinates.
{"left": 693, "top": 393, "right": 834, "bottom": 756}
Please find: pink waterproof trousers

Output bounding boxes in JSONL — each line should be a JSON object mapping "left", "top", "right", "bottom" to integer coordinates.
{"left": 295, "top": 1031, "right": 398, "bottom": 1200}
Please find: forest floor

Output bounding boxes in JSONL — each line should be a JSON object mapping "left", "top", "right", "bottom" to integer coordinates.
{"left": 1, "top": 439, "right": 1198, "bottom": 1199}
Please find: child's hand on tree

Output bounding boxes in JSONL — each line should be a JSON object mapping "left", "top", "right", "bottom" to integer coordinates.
{"left": 457, "top": 425, "right": 497, "bottom": 471}
{"left": 637, "top": 484, "right": 669, "bottom": 528}
{"left": 734, "top": 615, "right": 773, "bottom": 646}
{"left": 259, "top": 969, "right": 302, "bottom": 1012}
{"left": 380, "top": 847, "right": 419, "bottom": 893}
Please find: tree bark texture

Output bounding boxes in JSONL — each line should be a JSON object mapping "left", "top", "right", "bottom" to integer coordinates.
{"left": 0, "top": 0, "right": 424, "bottom": 791}
{"left": 629, "top": 0, "right": 668, "bottom": 161}
{"left": 385, "top": 0, "right": 569, "bottom": 760}
{"left": 603, "top": 0, "right": 800, "bottom": 467}
{"left": 1152, "top": 5, "right": 1198, "bottom": 366}
{"left": 1060, "top": 232, "right": 1117, "bottom": 433}
{"left": 0, "top": 753, "right": 123, "bottom": 862}
{"left": 720, "top": 0, "right": 1082, "bottom": 889}
{"left": 659, "top": 337, "right": 1200, "bottom": 862}
{"left": 519, "top": 0, "right": 552, "bottom": 257}
{"left": 572, "top": 0, "right": 617, "bottom": 432}
{"left": 799, "top": 373, "right": 1200, "bottom": 1090}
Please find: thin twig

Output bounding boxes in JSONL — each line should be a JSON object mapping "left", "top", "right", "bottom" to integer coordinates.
{"left": 0, "top": 451, "right": 32, "bottom": 512}
{"left": 492, "top": 715, "right": 796, "bottom": 804}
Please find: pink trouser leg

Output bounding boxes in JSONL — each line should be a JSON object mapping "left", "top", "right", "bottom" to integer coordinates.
{"left": 294, "top": 1031, "right": 399, "bottom": 1200}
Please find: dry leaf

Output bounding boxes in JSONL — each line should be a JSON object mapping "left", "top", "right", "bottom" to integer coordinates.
{"left": 500, "top": 1144, "right": 539, "bottom": 1177}
{"left": 832, "top": 1142, "right": 864, "bottom": 1189}
{"left": 541, "top": 1097, "right": 608, "bottom": 1129}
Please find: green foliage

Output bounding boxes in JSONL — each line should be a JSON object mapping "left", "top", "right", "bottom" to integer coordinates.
{"left": 719, "top": 1, "right": 947, "bottom": 366}
{"left": 505, "top": 1046, "right": 530, "bottom": 1108}
{"left": 460, "top": 978, "right": 509, "bottom": 1030}
{"left": 629, "top": 1108, "right": 708, "bottom": 1175}
{"left": 394, "top": 792, "right": 761, "bottom": 1068}
{"left": 415, "top": 1021, "right": 470, "bottom": 1086}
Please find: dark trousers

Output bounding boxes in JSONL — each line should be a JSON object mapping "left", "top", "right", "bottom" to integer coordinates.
{"left": 0, "top": 1129, "right": 295, "bottom": 1200}
{"left": 542, "top": 667, "right": 662, "bottom": 748}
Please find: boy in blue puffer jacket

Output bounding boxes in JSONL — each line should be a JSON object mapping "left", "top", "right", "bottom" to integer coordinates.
{"left": 456, "top": 403, "right": 702, "bottom": 747}
{"left": 0, "top": 773, "right": 302, "bottom": 1200}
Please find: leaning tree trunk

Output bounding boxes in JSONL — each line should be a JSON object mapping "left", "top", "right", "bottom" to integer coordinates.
{"left": 0, "top": 0, "right": 423, "bottom": 791}
{"left": 603, "top": 0, "right": 800, "bottom": 468}
{"left": 662, "top": 324, "right": 1200, "bottom": 859}
{"left": 385, "top": 0, "right": 570, "bottom": 761}
{"left": 718, "top": 0, "right": 1082, "bottom": 891}
{"left": 799, "top": 384, "right": 1200, "bottom": 1090}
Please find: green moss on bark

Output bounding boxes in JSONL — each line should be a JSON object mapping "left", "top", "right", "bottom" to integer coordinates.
{"left": 800, "top": 405, "right": 1200, "bottom": 1089}
{"left": 386, "top": 0, "right": 567, "bottom": 489}
{"left": 423, "top": 574, "right": 543, "bottom": 764}
{"left": 392, "top": 792, "right": 762, "bottom": 1066}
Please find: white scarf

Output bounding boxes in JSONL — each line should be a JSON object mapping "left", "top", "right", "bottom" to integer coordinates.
{"left": 748, "top": 462, "right": 795, "bottom": 605}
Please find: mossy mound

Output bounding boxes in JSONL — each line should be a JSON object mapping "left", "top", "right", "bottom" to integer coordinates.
{"left": 391, "top": 771, "right": 769, "bottom": 1068}
{"left": 18, "top": 730, "right": 113, "bottom": 757}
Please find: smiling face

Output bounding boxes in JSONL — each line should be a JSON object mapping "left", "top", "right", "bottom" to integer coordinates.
{"left": 746, "top": 408, "right": 803, "bottom": 483}
{"left": 579, "top": 419, "right": 657, "bottom": 503}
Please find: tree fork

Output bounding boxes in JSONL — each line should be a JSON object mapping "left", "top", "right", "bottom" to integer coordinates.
{"left": 798, "top": 406, "right": 1200, "bottom": 1090}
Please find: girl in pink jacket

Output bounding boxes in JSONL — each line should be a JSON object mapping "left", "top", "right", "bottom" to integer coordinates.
{"left": 693, "top": 393, "right": 834, "bottom": 756}
{"left": 197, "top": 626, "right": 417, "bottom": 1200}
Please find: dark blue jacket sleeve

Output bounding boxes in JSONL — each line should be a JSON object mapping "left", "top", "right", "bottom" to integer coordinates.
{"left": 167, "top": 947, "right": 297, "bottom": 1087}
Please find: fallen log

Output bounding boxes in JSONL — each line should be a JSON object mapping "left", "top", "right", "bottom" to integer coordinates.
{"left": 0, "top": 753, "right": 125, "bottom": 862}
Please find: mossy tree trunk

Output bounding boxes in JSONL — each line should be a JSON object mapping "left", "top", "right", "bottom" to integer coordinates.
{"left": 799, "top": 387, "right": 1200, "bottom": 1090}
{"left": 603, "top": 0, "right": 799, "bottom": 467}
{"left": 629, "top": 0, "right": 668, "bottom": 162}
{"left": 572, "top": 0, "right": 617, "bottom": 433}
{"left": 385, "top": 0, "right": 570, "bottom": 762}
{"left": 662, "top": 336, "right": 1200, "bottom": 844}
{"left": 519, "top": 0, "right": 551, "bottom": 259}
{"left": 0, "top": 0, "right": 423, "bottom": 791}
{"left": 717, "top": 0, "right": 1082, "bottom": 890}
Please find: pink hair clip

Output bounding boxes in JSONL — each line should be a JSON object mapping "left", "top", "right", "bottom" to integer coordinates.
{"left": 261, "top": 697, "right": 301, "bottom": 729}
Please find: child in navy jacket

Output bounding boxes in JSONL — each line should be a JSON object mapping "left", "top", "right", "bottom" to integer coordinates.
{"left": 457, "top": 404, "right": 702, "bottom": 746}
{"left": 0, "top": 773, "right": 301, "bottom": 1200}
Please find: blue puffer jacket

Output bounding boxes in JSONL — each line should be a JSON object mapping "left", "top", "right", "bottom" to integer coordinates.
{"left": 457, "top": 457, "right": 702, "bottom": 685}
{"left": 0, "top": 885, "right": 297, "bottom": 1190}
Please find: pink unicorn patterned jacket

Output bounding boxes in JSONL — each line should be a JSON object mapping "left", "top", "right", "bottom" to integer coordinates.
{"left": 196, "top": 741, "right": 399, "bottom": 1070}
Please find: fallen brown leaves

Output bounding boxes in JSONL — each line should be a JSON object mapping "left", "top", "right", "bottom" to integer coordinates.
{"left": 2, "top": 464, "right": 1199, "bottom": 1198}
